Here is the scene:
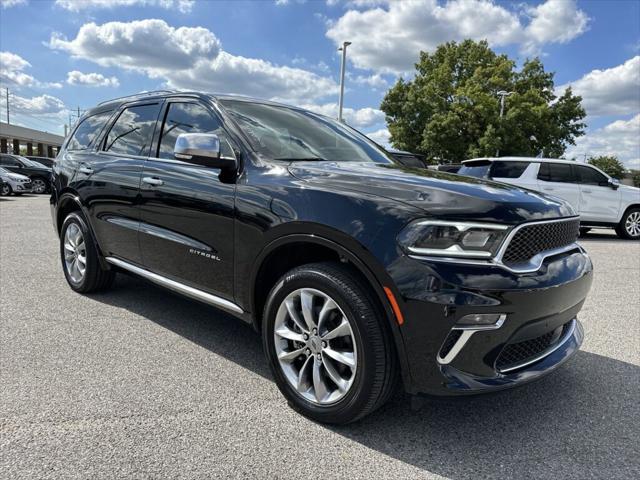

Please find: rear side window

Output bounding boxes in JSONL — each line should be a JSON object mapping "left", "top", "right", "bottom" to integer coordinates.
{"left": 458, "top": 161, "right": 491, "bottom": 178}
{"left": 537, "top": 163, "right": 577, "bottom": 183}
{"left": 0, "top": 154, "right": 21, "bottom": 166}
{"left": 104, "top": 104, "right": 161, "bottom": 157}
{"left": 67, "top": 111, "right": 113, "bottom": 151}
{"left": 576, "top": 165, "right": 608, "bottom": 186}
{"left": 490, "top": 161, "right": 530, "bottom": 179}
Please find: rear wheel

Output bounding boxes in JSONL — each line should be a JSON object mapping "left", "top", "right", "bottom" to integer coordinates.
{"left": 616, "top": 208, "right": 640, "bottom": 240}
{"left": 263, "top": 262, "right": 398, "bottom": 424}
{"left": 60, "top": 212, "right": 115, "bottom": 292}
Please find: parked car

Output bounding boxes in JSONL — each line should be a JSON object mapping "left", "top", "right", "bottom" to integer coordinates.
{"left": 0, "top": 166, "right": 32, "bottom": 195}
{"left": 436, "top": 163, "right": 462, "bottom": 173}
{"left": 458, "top": 157, "right": 640, "bottom": 239}
{"left": 26, "top": 155, "right": 55, "bottom": 168}
{"left": 0, "top": 154, "right": 52, "bottom": 194}
{"left": 51, "top": 91, "right": 593, "bottom": 424}
{"left": 386, "top": 149, "right": 427, "bottom": 168}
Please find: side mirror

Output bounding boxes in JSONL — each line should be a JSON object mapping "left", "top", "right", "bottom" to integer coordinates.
{"left": 174, "top": 133, "right": 237, "bottom": 170}
{"left": 608, "top": 177, "right": 620, "bottom": 190}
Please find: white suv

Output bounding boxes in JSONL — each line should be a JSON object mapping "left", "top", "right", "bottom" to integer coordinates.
{"left": 458, "top": 157, "right": 640, "bottom": 239}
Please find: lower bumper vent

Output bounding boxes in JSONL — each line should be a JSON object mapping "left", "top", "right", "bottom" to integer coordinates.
{"left": 496, "top": 320, "right": 573, "bottom": 372}
{"left": 439, "top": 330, "right": 463, "bottom": 359}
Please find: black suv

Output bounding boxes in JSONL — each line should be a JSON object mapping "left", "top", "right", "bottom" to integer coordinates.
{"left": 51, "top": 91, "right": 593, "bottom": 424}
{"left": 0, "top": 153, "right": 52, "bottom": 194}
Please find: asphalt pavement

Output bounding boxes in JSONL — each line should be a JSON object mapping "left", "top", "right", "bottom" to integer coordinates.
{"left": 1, "top": 195, "right": 639, "bottom": 479}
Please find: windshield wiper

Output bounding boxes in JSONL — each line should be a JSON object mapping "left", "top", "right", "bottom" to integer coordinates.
{"left": 275, "top": 157, "right": 327, "bottom": 162}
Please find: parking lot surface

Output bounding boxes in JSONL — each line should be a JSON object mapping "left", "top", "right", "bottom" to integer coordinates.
{"left": 1, "top": 195, "right": 639, "bottom": 479}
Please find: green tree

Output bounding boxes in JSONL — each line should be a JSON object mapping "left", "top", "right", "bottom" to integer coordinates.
{"left": 588, "top": 155, "right": 627, "bottom": 179}
{"left": 630, "top": 170, "right": 640, "bottom": 188}
{"left": 380, "top": 40, "right": 586, "bottom": 163}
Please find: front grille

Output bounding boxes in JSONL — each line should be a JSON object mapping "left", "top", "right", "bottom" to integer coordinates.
{"left": 502, "top": 219, "right": 580, "bottom": 267}
{"left": 438, "top": 330, "right": 463, "bottom": 359}
{"left": 496, "top": 321, "right": 572, "bottom": 372}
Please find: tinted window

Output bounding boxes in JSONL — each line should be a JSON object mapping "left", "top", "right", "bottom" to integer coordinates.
{"left": 67, "top": 110, "right": 113, "bottom": 151}
{"left": 576, "top": 165, "right": 608, "bottom": 186}
{"left": 458, "top": 161, "right": 491, "bottom": 178}
{"left": 221, "top": 100, "right": 391, "bottom": 163}
{"left": 158, "top": 102, "right": 233, "bottom": 159}
{"left": 490, "top": 161, "right": 530, "bottom": 179}
{"left": 105, "top": 104, "right": 160, "bottom": 156}
{"left": 537, "top": 162, "right": 576, "bottom": 183}
{"left": 0, "top": 155, "right": 21, "bottom": 167}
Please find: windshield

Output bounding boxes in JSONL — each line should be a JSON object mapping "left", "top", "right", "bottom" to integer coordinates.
{"left": 15, "top": 156, "right": 48, "bottom": 168}
{"left": 220, "top": 100, "right": 392, "bottom": 163}
{"left": 458, "top": 161, "right": 491, "bottom": 178}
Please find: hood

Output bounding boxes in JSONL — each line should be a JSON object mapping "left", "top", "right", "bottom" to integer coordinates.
{"left": 5, "top": 172, "right": 31, "bottom": 181}
{"left": 288, "top": 161, "right": 575, "bottom": 224}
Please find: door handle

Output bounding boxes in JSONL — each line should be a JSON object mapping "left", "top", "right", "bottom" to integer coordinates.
{"left": 582, "top": 189, "right": 592, "bottom": 193}
{"left": 543, "top": 187, "right": 555, "bottom": 191}
{"left": 142, "top": 176, "right": 164, "bottom": 186}
{"left": 78, "top": 166, "right": 93, "bottom": 174}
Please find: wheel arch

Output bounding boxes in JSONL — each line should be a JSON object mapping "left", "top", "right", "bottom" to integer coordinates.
{"left": 249, "top": 232, "right": 411, "bottom": 388}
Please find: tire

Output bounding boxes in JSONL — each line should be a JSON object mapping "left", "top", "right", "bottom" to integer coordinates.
{"left": 31, "top": 176, "right": 48, "bottom": 194}
{"left": 60, "top": 212, "right": 115, "bottom": 292}
{"left": 579, "top": 227, "right": 591, "bottom": 236}
{"left": 616, "top": 208, "right": 640, "bottom": 240}
{"left": 263, "top": 262, "right": 398, "bottom": 424}
{"left": 1, "top": 183, "right": 12, "bottom": 196}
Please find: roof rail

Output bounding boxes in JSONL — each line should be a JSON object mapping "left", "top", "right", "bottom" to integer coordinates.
{"left": 97, "top": 90, "right": 174, "bottom": 106}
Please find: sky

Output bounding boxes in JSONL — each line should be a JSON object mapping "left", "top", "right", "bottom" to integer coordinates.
{"left": 0, "top": 0, "right": 639, "bottom": 168}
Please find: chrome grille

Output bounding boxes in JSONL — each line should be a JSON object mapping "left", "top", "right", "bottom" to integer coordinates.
{"left": 501, "top": 218, "right": 580, "bottom": 267}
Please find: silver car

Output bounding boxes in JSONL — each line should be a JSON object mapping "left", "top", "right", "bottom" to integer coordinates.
{"left": 0, "top": 167, "right": 32, "bottom": 196}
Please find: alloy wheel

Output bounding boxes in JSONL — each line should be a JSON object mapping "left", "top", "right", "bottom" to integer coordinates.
{"left": 32, "top": 179, "right": 47, "bottom": 194}
{"left": 626, "top": 211, "right": 640, "bottom": 237}
{"left": 274, "top": 288, "right": 358, "bottom": 405}
{"left": 1, "top": 184, "right": 9, "bottom": 196}
{"left": 63, "top": 223, "right": 87, "bottom": 283}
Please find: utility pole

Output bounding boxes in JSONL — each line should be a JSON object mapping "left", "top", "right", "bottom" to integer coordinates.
{"left": 495, "top": 90, "right": 513, "bottom": 156}
{"left": 338, "top": 41, "right": 352, "bottom": 123}
{"left": 6, "top": 88, "right": 9, "bottom": 124}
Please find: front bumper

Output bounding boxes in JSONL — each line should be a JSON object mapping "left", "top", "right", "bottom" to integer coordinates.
{"left": 12, "top": 182, "right": 32, "bottom": 192}
{"left": 389, "top": 246, "right": 593, "bottom": 395}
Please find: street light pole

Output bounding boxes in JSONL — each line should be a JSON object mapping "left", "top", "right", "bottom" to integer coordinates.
{"left": 338, "top": 41, "right": 351, "bottom": 123}
{"left": 495, "top": 90, "right": 513, "bottom": 156}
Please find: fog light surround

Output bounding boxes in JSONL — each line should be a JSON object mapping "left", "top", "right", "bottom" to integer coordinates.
{"left": 455, "top": 313, "right": 506, "bottom": 329}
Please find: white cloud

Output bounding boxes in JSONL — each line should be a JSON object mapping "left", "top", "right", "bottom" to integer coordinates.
{"left": 2, "top": 93, "right": 66, "bottom": 115}
{"left": 49, "top": 19, "right": 339, "bottom": 104}
{"left": 0, "top": 51, "right": 62, "bottom": 89}
{"left": 67, "top": 70, "right": 119, "bottom": 87}
{"left": 350, "top": 72, "right": 388, "bottom": 89}
{"left": 366, "top": 127, "right": 390, "bottom": 146}
{"left": 300, "top": 102, "right": 385, "bottom": 128}
{"left": 326, "top": 0, "right": 589, "bottom": 73}
{"left": 54, "top": 0, "right": 194, "bottom": 13}
{"left": 559, "top": 56, "right": 640, "bottom": 117}
{"left": 566, "top": 115, "right": 640, "bottom": 169}
{"left": 0, "top": 0, "right": 26, "bottom": 8}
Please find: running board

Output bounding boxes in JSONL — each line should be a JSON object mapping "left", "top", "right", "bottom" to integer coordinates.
{"left": 105, "top": 257, "right": 244, "bottom": 315}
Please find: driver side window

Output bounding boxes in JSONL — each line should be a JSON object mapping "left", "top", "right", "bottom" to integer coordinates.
{"left": 157, "top": 102, "right": 234, "bottom": 160}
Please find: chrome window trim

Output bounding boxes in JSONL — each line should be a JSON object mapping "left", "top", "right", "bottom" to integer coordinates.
{"left": 437, "top": 314, "right": 506, "bottom": 365}
{"left": 105, "top": 257, "right": 243, "bottom": 314}
{"left": 497, "top": 318, "right": 577, "bottom": 373}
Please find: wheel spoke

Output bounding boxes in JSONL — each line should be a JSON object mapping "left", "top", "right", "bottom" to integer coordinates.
{"left": 77, "top": 254, "right": 87, "bottom": 266}
{"left": 317, "top": 297, "right": 338, "bottom": 333}
{"left": 312, "top": 359, "right": 329, "bottom": 402}
{"left": 323, "top": 347, "right": 355, "bottom": 368}
{"left": 285, "top": 298, "right": 307, "bottom": 333}
{"left": 322, "top": 355, "right": 348, "bottom": 392}
{"left": 300, "top": 290, "right": 317, "bottom": 331}
{"left": 275, "top": 325, "right": 305, "bottom": 343}
{"left": 321, "top": 317, "right": 351, "bottom": 340}
{"left": 296, "top": 356, "right": 313, "bottom": 393}
{"left": 278, "top": 347, "right": 306, "bottom": 363}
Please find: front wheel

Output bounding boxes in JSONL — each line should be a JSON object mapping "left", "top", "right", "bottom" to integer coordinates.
{"left": 616, "top": 208, "right": 640, "bottom": 240}
{"left": 31, "top": 177, "right": 48, "bottom": 194}
{"left": 263, "top": 262, "right": 398, "bottom": 424}
{"left": 1, "top": 183, "right": 11, "bottom": 196}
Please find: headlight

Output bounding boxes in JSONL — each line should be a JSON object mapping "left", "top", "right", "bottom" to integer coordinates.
{"left": 398, "top": 220, "right": 510, "bottom": 259}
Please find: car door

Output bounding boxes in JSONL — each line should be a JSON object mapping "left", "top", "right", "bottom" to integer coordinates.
{"left": 536, "top": 162, "right": 580, "bottom": 212}
{"left": 137, "top": 99, "right": 237, "bottom": 299}
{"left": 575, "top": 164, "right": 620, "bottom": 223}
{"left": 79, "top": 102, "right": 163, "bottom": 265}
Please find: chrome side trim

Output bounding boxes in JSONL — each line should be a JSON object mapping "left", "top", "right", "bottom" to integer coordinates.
{"left": 437, "top": 314, "right": 506, "bottom": 365}
{"left": 105, "top": 257, "right": 243, "bottom": 314}
{"left": 497, "top": 318, "right": 577, "bottom": 373}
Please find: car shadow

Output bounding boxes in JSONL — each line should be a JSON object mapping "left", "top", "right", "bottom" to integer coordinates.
{"left": 90, "top": 273, "right": 639, "bottom": 478}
